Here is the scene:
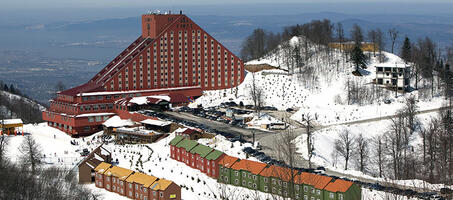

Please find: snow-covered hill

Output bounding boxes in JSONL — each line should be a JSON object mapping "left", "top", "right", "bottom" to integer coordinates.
{"left": 194, "top": 36, "right": 447, "bottom": 126}
{"left": 5, "top": 123, "right": 421, "bottom": 200}
{"left": 0, "top": 90, "right": 45, "bottom": 122}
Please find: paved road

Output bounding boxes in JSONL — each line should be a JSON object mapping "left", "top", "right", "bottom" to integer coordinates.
{"left": 322, "top": 106, "right": 451, "bottom": 128}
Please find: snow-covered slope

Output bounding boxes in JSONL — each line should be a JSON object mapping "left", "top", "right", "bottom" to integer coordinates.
{"left": 194, "top": 36, "right": 447, "bottom": 126}
{"left": 5, "top": 123, "right": 421, "bottom": 200}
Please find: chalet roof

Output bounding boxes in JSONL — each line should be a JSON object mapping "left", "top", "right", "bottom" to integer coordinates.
{"left": 189, "top": 144, "right": 213, "bottom": 158}
{"left": 169, "top": 135, "right": 185, "bottom": 146}
{"left": 218, "top": 155, "right": 239, "bottom": 168}
{"left": 175, "top": 139, "right": 198, "bottom": 151}
{"left": 94, "top": 162, "right": 112, "bottom": 174}
{"left": 125, "top": 172, "right": 158, "bottom": 187}
{"left": 259, "top": 165, "right": 298, "bottom": 182}
{"left": 295, "top": 172, "right": 332, "bottom": 190}
{"left": 104, "top": 166, "right": 134, "bottom": 180}
{"left": 324, "top": 179, "right": 354, "bottom": 193}
{"left": 374, "top": 62, "right": 410, "bottom": 68}
{"left": 1, "top": 119, "right": 23, "bottom": 125}
{"left": 150, "top": 179, "right": 173, "bottom": 191}
{"left": 231, "top": 159, "right": 267, "bottom": 175}
{"left": 205, "top": 150, "right": 224, "bottom": 161}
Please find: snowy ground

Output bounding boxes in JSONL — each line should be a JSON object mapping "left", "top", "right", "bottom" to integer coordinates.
{"left": 193, "top": 37, "right": 448, "bottom": 127}
{"left": 294, "top": 112, "right": 453, "bottom": 193}
{"left": 4, "top": 123, "right": 429, "bottom": 199}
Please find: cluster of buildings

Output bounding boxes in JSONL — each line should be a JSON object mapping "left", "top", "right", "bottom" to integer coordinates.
{"left": 169, "top": 136, "right": 361, "bottom": 200}
{"left": 42, "top": 12, "right": 245, "bottom": 137}
{"left": 94, "top": 162, "right": 181, "bottom": 200}
{"left": 78, "top": 145, "right": 181, "bottom": 200}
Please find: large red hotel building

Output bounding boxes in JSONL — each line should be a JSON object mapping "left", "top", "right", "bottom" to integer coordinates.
{"left": 42, "top": 12, "right": 245, "bottom": 136}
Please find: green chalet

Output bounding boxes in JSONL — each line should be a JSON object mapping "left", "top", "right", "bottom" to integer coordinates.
{"left": 259, "top": 165, "right": 299, "bottom": 198}
{"left": 323, "top": 179, "right": 361, "bottom": 200}
{"left": 218, "top": 155, "right": 240, "bottom": 184}
{"left": 230, "top": 159, "right": 267, "bottom": 190}
{"left": 294, "top": 172, "right": 332, "bottom": 200}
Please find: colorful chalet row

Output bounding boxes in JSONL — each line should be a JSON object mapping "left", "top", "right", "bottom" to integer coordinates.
{"left": 169, "top": 136, "right": 361, "bottom": 200}
{"left": 94, "top": 162, "right": 181, "bottom": 200}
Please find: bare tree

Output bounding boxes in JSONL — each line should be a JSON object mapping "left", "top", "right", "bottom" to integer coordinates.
{"left": 351, "top": 24, "right": 364, "bottom": 47}
{"left": 302, "top": 113, "right": 317, "bottom": 169}
{"left": 19, "top": 135, "right": 42, "bottom": 174}
{"left": 372, "top": 135, "right": 385, "bottom": 178}
{"left": 388, "top": 28, "right": 399, "bottom": 54}
{"left": 208, "top": 181, "right": 240, "bottom": 200}
{"left": 376, "top": 29, "right": 386, "bottom": 63}
{"left": 249, "top": 72, "right": 264, "bottom": 117}
{"left": 336, "top": 22, "right": 345, "bottom": 52}
{"left": 273, "top": 126, "right": 298, "bottom": 199}
{"left": 334, "top": 129, "right": 355, "bottom": 170}
{"left": 0, "top": 135, "right": 8, "bottom": 164}
{"left": 354, "top": 133, "right": 369, "bottom": 173}
{"left": 368, "top": 29, "right": 378, "bottom": 57}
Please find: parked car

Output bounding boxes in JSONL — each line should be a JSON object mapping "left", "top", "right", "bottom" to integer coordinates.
{"left": 286, "top": 108, "right": 294, "bottom": 112}
{"left": 245, "top": 105, "right": 254, "bottom": 109}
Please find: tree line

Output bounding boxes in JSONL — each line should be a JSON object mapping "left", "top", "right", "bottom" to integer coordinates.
{"left": 0, "top": 135, "right": 100, "bottom": 199}
{"left": 0, "top": 80, "right": 43, "bottom": 123}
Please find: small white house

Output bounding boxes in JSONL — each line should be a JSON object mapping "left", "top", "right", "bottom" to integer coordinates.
{"left": 375, "top": 63, "right": 410, "bottom": 91}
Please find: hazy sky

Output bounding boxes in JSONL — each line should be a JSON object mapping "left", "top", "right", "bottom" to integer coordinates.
{"left": 2, "top": 0, "right": 452, "bottom": 9}
{"left": 1, "top": 0, "right": 453, "bottom": 25}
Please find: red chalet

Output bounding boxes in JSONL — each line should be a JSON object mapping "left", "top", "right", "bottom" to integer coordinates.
{"left": 42, "top": 11, "right": 245, "bottom": 136}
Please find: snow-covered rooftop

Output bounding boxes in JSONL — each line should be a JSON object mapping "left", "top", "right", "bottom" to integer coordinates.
{"left": 374, "top": 62, "right": 410, "bottom": 68}
{"left": 1, "top": 119, "right": 23, "bottom": 125}
{"left": 103, "top": 116, "right": 135, "bottom": 128}
{"left": 140, "top": 119, "right": 172, "bottom": 126}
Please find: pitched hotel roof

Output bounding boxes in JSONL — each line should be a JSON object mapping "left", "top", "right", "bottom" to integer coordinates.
{"left": 231, "top": 159, "right": 267, "bottom": 175}
{"left": 104, "top": 166, "right": 134, "bottom": 180}
{"left": 218, "top": 155, "right": 239, "bottom": 168}
{"left": 150, "top": 179, "right": 173, "bottom": 191}
{"left": 295, "top": 172, "right": 333, "bottom": 190}
{"left": 189, "top": 144, "right": 213, "bottom": 158}
{"left": 94, "top": 162, "right": 112, "bottom": 174}
{"left": 324, "top": 179, "right": 354, "bottom": 193}
{"left": 125, "top": 172, "right": 158, "bottom": 187}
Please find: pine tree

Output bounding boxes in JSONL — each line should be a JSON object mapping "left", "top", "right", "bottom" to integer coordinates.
{"left": 401, "top": 36, "right": 412, "bottom": 63}
{"left": 351, "top": 44, "right": 368, "bottom": 73}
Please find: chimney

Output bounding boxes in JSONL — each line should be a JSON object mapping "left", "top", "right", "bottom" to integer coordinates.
{"left": 180, "top": 10, "right": 182, "bottom": 15}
